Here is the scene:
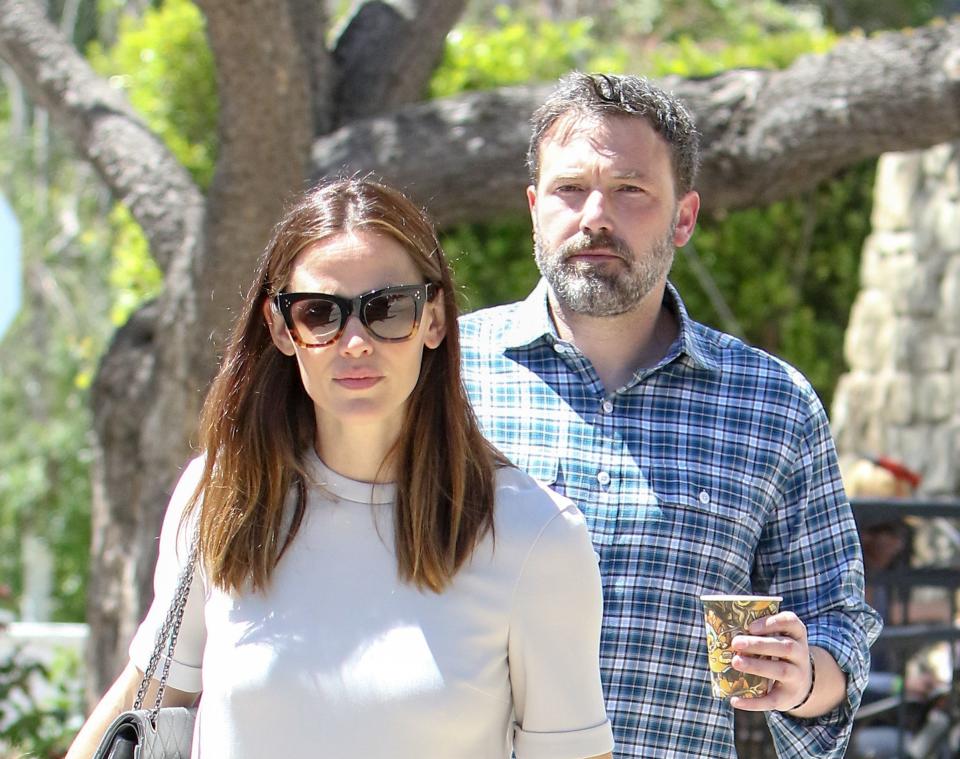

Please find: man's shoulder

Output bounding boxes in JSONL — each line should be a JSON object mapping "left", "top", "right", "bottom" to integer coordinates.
{"left": 459, "top": 300, "right": 526, "bottom": 350}
{"left": 687, "top": 317, "right": 822, "bottom": 409}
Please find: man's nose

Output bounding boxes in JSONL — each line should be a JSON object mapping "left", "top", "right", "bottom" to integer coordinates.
{"left": 580, "top": 189, "right": 611, "bottom": 234}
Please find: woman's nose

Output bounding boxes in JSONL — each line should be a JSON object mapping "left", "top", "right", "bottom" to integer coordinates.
{"left": 338, "top": 315, "right": 373, "bottom": 355}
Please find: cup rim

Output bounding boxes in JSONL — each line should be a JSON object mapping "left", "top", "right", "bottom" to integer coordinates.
{"left": 700, "top": 594, "right": 783, "bottom": 602}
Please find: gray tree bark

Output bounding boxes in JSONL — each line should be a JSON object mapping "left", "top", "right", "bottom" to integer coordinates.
{"left": 2, "top": 0, "right": 960, "bottom": 700}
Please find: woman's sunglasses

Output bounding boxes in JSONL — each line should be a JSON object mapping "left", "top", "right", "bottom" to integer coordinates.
{"left": 274, "top": 283, "right": 438, "bottom": 348}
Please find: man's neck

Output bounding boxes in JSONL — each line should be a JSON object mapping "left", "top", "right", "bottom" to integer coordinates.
{"left": 548, "top": 284, "right": 678, "bottom": 393}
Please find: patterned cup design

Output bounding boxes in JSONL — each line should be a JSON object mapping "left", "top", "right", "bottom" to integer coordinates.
{"left": 701, "top": 595, "right": 782, "bottom": 699}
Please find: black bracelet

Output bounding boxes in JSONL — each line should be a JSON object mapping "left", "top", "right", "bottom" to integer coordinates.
{"left": 786, "top": 652, "right": 817, "bottom": 712}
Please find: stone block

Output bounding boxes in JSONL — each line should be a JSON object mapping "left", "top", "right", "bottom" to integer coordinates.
{"left": 920, "top": 426, "right": 959, "bottom": 494}
{"left": 872, "top": 152, "right": 924, "bottom": 232}
{"left": 891, "top": 321, "right": 953, "bottom": 372}
{"left": 830, "top": 372, "right": 885, "bottom": 454}
{"left": 932, "top": 197, "right": 960, "bottom": 254}
{"left": 915, "top": 373, "right": 954, "bottom": 422}
{"left": 942, "top": 257, "right": 960, "bottom": 333}
{"left": 890, "top": 257, "right": 943, "bottom": 318}
{"left": 844, "top": 290, "right": 894, "bottom": 371}
{"left": 920, "top": 142, "right": 959, "bottom": 180}
{"left": 860, "top": 232, "right": 916, "bottom": 290}
{"left": 954, "top": 359, "right": 960, "bottom": 416}
{"left": 881, "top": 372, "right": 915, "bottom": 425}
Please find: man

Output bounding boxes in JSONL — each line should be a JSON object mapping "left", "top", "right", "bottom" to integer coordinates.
{"left": 460, "top": 72, "right": 882, "bottom": 758}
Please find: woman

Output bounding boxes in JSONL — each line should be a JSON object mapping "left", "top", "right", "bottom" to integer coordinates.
{"left": 67, "top": 178, "right": 613, "bottom": 758}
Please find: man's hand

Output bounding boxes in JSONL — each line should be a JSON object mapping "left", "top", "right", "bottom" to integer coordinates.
{"left": 727, "top": 611, "right": 813, "bottom": 713}
{"left": 726, "top": 612, "right": 848, "bottom": 717}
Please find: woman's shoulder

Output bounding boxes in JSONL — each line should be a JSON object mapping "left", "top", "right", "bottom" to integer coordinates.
{"left": 492, "top": 465, "right": 588, "bottom": 545}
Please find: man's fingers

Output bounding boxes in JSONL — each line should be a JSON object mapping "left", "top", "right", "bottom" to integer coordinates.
{"left": 731, "top": 633, "right": 801, "bottom": 660}
{"left": 747, "top": 611, "right": 806, "bottom": 639}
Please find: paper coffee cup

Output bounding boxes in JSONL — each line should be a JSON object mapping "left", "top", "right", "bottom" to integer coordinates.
{"left": 701, "top": 594, "right": 782, "bottom": 699}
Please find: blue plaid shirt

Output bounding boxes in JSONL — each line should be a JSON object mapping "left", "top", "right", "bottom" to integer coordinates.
{"left": 460, "top": 279, "right": 881, "bottom": 759}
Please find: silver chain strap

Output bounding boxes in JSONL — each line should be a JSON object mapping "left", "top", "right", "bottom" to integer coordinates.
{"left": 133, "top": 528, "right": 200, "bottom": 726}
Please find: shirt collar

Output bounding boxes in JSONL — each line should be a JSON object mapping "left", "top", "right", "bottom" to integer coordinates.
{"left": 500, "top": 278, "right": 720, "bottom": 373}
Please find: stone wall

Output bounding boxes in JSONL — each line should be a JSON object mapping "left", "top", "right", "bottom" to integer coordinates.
{"left": 831, "top": 143, "right": 960, "bottom": 497}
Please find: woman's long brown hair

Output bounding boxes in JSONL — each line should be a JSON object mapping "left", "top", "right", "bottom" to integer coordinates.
{"left": 185, "top": 178, "right": 506, "bottom": 594}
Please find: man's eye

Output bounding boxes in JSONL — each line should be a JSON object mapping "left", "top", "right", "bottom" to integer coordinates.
{"left": 555, "top": 184, "right": 583, "bottom": 192}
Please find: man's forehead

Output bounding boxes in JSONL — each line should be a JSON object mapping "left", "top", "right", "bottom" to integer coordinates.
{"left": 539, "top": 116, "right": 666, "bottom": 175}
{"left": 543, "top": 110, "right": 606, "bottom": 145}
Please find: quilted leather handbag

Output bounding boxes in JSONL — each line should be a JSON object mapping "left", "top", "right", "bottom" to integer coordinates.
{"left": 93, "top": 535, "right": 199, "bottom": 759}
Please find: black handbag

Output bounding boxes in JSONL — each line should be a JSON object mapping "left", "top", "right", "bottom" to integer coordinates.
{"left": 93, "top": 535, "right": 199, "bottom": 759}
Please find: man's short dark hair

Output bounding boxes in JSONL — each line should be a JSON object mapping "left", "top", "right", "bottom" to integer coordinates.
{"left": 528, "top": 72, "right": 701, "bottom": 196}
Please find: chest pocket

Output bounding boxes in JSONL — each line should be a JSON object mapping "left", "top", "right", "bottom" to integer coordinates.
{"left": 613, "top": 470, "right": 766, "bottom": 597}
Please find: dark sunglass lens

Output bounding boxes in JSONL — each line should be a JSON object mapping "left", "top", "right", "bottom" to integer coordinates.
{"left": 364, "top": 292, "right": 417, "bottom": 339}
{"left": 291, "top": 298, "right": 341, "bottom": 344}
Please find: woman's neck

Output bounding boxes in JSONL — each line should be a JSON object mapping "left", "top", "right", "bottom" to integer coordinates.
{"left": 314, "top": 422, "right": 397, "bottom": 483}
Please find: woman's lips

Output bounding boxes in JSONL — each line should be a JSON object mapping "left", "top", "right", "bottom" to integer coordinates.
{"left": 334, "top": 375, "right": 382, "bottom": 390}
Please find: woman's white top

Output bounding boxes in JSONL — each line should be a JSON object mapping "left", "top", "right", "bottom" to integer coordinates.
{"left": 130, "top": 453, "right": 613, "bottom": 758}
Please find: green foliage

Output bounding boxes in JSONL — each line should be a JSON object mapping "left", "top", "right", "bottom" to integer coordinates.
{"left": 87, "top": 0, "right": 217, "bottom": 188}
{"left": 430, "top": 8, "right": 627, "bottom": 97}
{"left": 84, "top": 0, "right": 213, "bottom": 326}
{"left": 445, "top": 218, "right": 540, "bottom": 312}
{"left": 646, "top": 26, "right": 836, "bottom": 76}
{"left": 0, "top": 646, "right": 84, "bottom": 758}
{"left": 671, "top": 162, "right": 876, "bottom": 403}
{"left": 0, "top": 118, "right": 114, "bottom": 622}
{"left": 106, "top": 204, "right": 162, "bottom": 326}
{"left": 629, "top": 0, "right": 827, "bottom": 42}
{"left": 799, "top": 0, "right": 941, "bottom": 32}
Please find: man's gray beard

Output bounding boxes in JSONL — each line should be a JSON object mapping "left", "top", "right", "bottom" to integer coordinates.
{"left": 534, "top": 228, "right": 676, "bottom": 317}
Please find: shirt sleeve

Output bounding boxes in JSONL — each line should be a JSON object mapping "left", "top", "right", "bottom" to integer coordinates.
{"left": 509, "top": 502, "right": 614, "bottom": 759}
{"left": 128, "top": 456, "right": 207, "bottom": 694}
{"left": 758, "top": 396, "right": 883, "bottom": 758}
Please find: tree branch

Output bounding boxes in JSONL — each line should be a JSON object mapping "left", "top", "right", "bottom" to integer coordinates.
{"left": 312, "top": 84, "right": 542, "bottom": 225}
{"left": 314, "top": 20, "right": 960, "bottom": 224}
{"left": 685, "top": 22, "right": 960, "bottom": 210}
{"left": 332, "top": 0, "right": 468, "bottom": 124}
{"left": 0, "top": 0, "right": 204, "bottom": 274}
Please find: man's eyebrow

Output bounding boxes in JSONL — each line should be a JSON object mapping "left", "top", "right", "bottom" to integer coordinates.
{"left": 545, "top": 170, "right": 586, "bottom": 182}
{"left": 611, "top": 169, "right": 648, "bottom": 180}
{"left": 545, "top": 168, "right": 650, "bottom": 182}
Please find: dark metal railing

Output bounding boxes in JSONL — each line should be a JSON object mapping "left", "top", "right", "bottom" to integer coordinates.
{"left": 849, "top": 497, "right": 960, "bottom": 759}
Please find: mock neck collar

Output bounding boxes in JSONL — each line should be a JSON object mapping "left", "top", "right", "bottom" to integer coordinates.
{"left": 307, "top": 448, "right": 395, "bottom": 505}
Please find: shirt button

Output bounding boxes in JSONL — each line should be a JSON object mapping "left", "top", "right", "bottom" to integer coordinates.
{"left": 699, "top": 490, "right": 711, "bottom": 504}
{"left": 553, "top": 342, "right": 568, "bottom": 354}
{"left": 597, "top": 471, "right": 611, "bottom": 486}
{"left": 601, "top": 400, "right": 614, "bottom": 414}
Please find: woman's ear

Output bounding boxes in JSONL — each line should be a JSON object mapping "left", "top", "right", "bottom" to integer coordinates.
{"left": 422, "top": 290, "right": 447, "bottom": 350}
{"left": 262, "top": 298, "right": 297, "bottom": 356}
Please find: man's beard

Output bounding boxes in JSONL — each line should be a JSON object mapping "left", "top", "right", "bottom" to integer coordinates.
{"left": 534, "top": 224, "right": 676, "bottom": 317}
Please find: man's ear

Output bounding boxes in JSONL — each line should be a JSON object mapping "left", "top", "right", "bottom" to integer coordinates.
{"left": 422, "top": 291, "right": 447, "bottom": 350}
{"left": 262, "top": 298, "right": 296, "bottom": 356}
{"left": 526, "top": 184, "right": 538, "bottom": 215}
{"left": 673, "top": 190, "right": 700, "bottom": 247}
